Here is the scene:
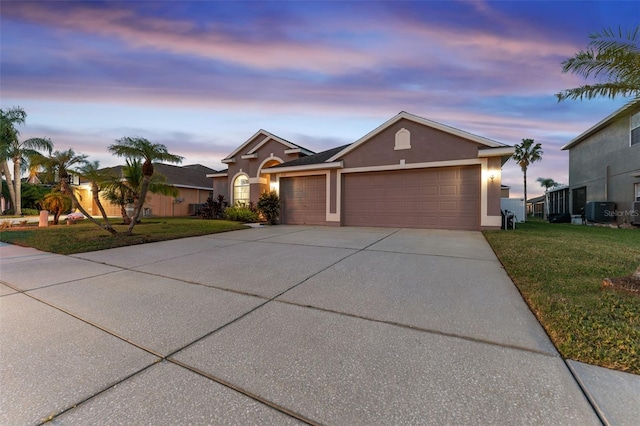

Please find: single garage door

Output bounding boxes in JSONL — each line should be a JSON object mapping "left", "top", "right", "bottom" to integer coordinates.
{"left": 280, "top": 175, "right": 326, "bottom": 225}
{"left": 343, "top": 166, "right": 480, "bottom": 230}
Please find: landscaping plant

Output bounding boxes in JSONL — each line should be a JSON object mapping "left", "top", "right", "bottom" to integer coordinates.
{"left": 257, "top": 190, "right": 280, "bottom": 224}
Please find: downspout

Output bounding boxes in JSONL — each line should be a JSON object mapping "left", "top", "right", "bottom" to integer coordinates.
{"left": 604, "top": 164, "right": 609, "bottom": 200}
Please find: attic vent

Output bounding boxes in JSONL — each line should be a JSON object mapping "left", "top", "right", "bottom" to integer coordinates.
{"left": 394, "top": 128, "right": 411, "bottom": 150}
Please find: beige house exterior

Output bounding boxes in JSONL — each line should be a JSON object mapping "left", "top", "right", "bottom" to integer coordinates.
{"left": 74, "top": 164, "right": 215, "bottom": 218}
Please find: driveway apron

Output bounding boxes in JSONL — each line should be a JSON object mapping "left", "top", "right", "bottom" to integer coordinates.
{"left": 0, "top": 227, "right": 606, "bottom": 424}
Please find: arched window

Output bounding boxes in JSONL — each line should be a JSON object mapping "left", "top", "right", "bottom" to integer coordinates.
{"left": 233, "top": 175, "right": 250, "bottom": 206}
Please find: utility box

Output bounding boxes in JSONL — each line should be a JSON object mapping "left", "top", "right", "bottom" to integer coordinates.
{"left": 39, "top": 210, "right": 49, "bottom": 227}
{"left": 585, "top": 201, "right": 616, "bottom": 223}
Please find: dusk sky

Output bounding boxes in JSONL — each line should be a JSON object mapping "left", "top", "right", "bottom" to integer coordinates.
{"left": 2, "top": 1, "right": 638, "bottom": 199}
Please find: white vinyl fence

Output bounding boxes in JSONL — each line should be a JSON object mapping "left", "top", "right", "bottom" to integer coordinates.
{"left": 500, "top": 198, "right": 525, "bottom": 223}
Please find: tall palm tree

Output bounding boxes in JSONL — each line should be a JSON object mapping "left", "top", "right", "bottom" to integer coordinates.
{"left": 33, "top": 149, "right": 118, "bottom": 235}
{"left": 108, "top": 137, "right": 183, "bottom": 234}
{"left": 512, "top": 139, "right": 543, "bottom": 220}
{"left": 556, "top": 25, "right": 640, "bottom": 101}
{"left": 102, "top": 159, "right": 178, "bottom": 225}
{"left": 76, "top": 161, "right": 115, "bottom": 229}
{"left": 0, "top": 106, "right": 53, "bottom": 215}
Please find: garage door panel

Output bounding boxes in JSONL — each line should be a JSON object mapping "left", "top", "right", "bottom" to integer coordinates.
{"left": 460, "top": 184, "right": 479, "bottom": 194}
{"left": 439, "top": 185, "right": 458, "bottom": 196}
{"left": 280, "top": 176, "right": 326, "bottom": 225}
{"left": 343, "top": 166, "right": 480, "bottom": 230}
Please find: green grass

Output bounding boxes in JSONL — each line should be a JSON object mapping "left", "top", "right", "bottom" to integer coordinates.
{"left": 0, "top": 218, "right": 248, "bottom": 255}
{"left": 484, "top": 219, "right": 640, "bottom": 374}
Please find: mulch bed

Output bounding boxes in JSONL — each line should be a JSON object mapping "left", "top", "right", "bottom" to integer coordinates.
{"left": 603, "top": 276, "right": 640, "bottom": 296}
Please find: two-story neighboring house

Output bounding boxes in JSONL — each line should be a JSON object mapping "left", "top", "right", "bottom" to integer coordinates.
{"left": 561, "top": 100, "right": 640, "bottom": 224}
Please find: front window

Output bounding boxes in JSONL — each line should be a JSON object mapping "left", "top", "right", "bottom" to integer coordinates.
{"left": 635, "top": 183, "right": 640, "bottom": 202}
{"left": 233, "top": 175, "right": 250, "bottom": 206}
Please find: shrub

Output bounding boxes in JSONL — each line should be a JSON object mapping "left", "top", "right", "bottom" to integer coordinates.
{"left": 224, "top": 206, "right": 259, "bottom": 223}
{"left": 197, "top": 194, "right": 228, "bottom": 219}
{"left": 257, "top": 190, "right": 280, "bottom": 224}
{"left": 21, "top": 208, "right": 40, "bottom": 216}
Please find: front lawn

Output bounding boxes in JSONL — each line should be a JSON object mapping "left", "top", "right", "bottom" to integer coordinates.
{"left": 0, "top": 218, "right": 248, "bottom": 255}
{"left": 484, "top": 219, "right": 640, "bottom": 374}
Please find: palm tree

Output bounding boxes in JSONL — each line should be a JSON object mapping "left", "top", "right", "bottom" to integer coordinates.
{"left": 537, "top": 177, "right": 558, "bottom": 218}
{"left": 556, "top": 25, "right": 640, "bottom": 101}
{"left": 512, "top": 139, "right": 543, "bottom": 220}
{"left": 33, "top": 149, "right": 118, "bottom": 235}
{"left": 0, "top": 106, "right": 53, "bottom": 215}
{"left": 76, "top": 161, "right": 115, "bottom": 229}
{"left": 108, "top": 137, "right": 183, "bottom": 234}
{"left": 40, "top": 191, "right": 72, "bottom": 225}
{"left": 102, "top": 159, "right": 178, "bottom": 225}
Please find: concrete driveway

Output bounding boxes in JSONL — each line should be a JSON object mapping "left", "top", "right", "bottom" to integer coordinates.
{"left": 1, "top": 226, "right": 638, "bottom": 425}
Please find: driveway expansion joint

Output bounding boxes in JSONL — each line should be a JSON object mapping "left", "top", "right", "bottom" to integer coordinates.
{"left": 275, "top": 298, "right": 561, "bottom": 359}
{"left": 167, "top": 359, "right": 317, "bottom": 426}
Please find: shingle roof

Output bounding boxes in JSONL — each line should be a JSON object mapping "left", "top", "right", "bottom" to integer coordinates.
{"left": 527, "top": 195, "right": 546, "bottom": 204}
{"left": 102, "top": 163, "right": 216, "bottom": 189}
{"left": 268, "top": 144, "right": 351, "bottom": 169}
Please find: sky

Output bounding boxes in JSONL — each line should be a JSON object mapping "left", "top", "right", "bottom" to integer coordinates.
{"left": 1, "top": 0, "right": 638, "bottom": 199}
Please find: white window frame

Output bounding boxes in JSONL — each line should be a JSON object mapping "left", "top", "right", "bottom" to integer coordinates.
{"left": 233, "top": 174, "right": 250, "bottom": 206}
{"left": 635, "top": 182, "right": 640, "bottom": 202}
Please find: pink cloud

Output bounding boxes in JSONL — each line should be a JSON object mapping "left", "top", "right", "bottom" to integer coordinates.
{"left": 5, "top": 3, "right": 377, "bottom": 75}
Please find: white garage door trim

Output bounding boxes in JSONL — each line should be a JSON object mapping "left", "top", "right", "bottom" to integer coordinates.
{"left": 334, "top": 158, "right": 498, "bottom": 227}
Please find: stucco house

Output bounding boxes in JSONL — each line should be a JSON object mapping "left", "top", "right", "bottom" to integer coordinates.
{"left": 210, "top": 111, "right": 514, "bottom": 230}
{"left": 74, "top": 163, "right": 215, "bottom": 218}
{"left": 561, "top": 100, "right": 640, "bottom": 224}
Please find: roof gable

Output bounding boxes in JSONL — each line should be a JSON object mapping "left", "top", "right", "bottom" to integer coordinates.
{"left": 327, "top": 111, "right": 506, "bottom": 162}
{"left": 562, "top": 99, "right": 640, "bottom": 150}
{"left": 222, "top": 129, "right": 314, "bottom": 162}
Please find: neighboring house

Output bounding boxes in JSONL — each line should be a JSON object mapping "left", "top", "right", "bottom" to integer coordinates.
{"left": 210, "top": 111, "right": 514, "bottom": 230}
{"left": 561, "top": 100, "right": 640, "bottom": 224}
{"left": 547, "top": 185, "right": 570, "bottom": 216}
{"left": 527, "top": 195, "right": 545, "bottom": 218}
{"left": 74, "top": 163, "right": 215, "bottom": 217}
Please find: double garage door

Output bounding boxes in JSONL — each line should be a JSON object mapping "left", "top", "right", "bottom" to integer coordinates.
{"left": 280, "top": 166, "right": 480, "bottom": 230}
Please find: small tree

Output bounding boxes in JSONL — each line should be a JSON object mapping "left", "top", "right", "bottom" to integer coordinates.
{"left": 537, "top": 177, "right": 558, "bottom": 218}
{"left": 76, "top": 161, "right": 115, "bottom": 229}
{"left": 512, "top": 139, "right": 543, "bottom": 220}
{"left": 40, "top": 191, "right": 72, "bottom": 225}
{"left": 33, "top": 149, "right": 118, "bottom": 235}
{"left": 108, "top": 137, "right": 183, "bottom": 234}
{"left": 257, "top": 190, "right": 280, "bottom": 225}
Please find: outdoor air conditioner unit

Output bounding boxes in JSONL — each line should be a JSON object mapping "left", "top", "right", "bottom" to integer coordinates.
{"left": 585, "top": 201, "right": 615, "bottom": 223}
{"left": 632, "top": 202, "right": 640, "bottom": 225}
